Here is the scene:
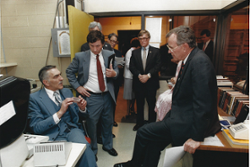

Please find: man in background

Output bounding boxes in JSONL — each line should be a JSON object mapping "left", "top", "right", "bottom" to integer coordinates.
{"left": 81, "top": 21, "right": 112, "bottom": 52}
{"left": 198, "top": 29, "right": 214, "bottom": 64}
{"left": 129, "top": 30, "right": 161, "bottom": 131}
{"left": 66, "top": 30, "right": 119, "bottom": 158}
{"left": 107, "top": 33, "right": 123, "bottom": 127}
{"left": 28, "top": 65, "right": 97, "bottom": 167}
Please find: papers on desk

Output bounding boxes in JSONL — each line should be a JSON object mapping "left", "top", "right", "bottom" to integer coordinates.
{"left": 201, "top": 135, "right": 224, "bottom": 147}
{"left": 163, "top": 146, "right": 185, "bottom": 167}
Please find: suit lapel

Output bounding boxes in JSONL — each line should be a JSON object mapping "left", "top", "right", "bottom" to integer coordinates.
{"left": 102, "top": 50, "right": 109, "bottom": 68}
{"left": 82, "top": 51, "right": 91, "bottom": 83}
{"left": 39, "top": 88, "right": 57, "bottom": 116}
{"left": 145, "top": 46, "right": 153, "bottom": 71}
{"left": 135, "top": 48, "right": 144, "bottom": 71}
{"left": 173, "top": 47, "right": 199, "bottom": 97}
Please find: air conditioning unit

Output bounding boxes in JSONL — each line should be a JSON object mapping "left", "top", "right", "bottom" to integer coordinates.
{"left": 34, "top": 141, "right": 72, "bottom": 166}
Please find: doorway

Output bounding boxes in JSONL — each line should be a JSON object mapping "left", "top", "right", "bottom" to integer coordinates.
{"left": 118, "top": 30, "right": 140, "bottom": 56}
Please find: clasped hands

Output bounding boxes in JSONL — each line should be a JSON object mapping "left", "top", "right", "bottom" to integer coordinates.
{"left": 57, "top": 96, "right": 87, "bottom": 119}
{"left": 138, "top": 74, "right": 149, "bottom": 83}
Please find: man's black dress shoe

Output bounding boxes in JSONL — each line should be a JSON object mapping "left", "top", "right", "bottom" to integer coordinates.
{"left": 102, "top": 147, "right": 118, "bottom": 156}
{"left": 133, "top": 124, "right": 142, "bottom": 131}
{"left": 113, "top": 133, "right": 116, "bottom": 138}
{"left": 113, "top": 161, "right": 135, "bottom": 167}
{"left": 113, "top": 121, "right": 118, "bottom": 127}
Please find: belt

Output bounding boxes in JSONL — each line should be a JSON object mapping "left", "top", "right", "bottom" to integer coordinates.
{"left": 88, "top": 91, "right": 108, "bottom": 95}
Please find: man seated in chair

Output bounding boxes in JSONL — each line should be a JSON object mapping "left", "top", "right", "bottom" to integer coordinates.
{"left": 28, "top": 65, "right": 97, "bottom": 167}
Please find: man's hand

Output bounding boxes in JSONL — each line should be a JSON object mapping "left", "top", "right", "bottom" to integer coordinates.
{"left": 106, "top": 64, "right": 117, "bottom": 78}
{"left": 76, "top": 95, "right": 87, "bottom": 111}
{"left": 76, "top": 86, "right": 91, "bottom": 97}
{"left": 138, "top": 74, "right": 149, "bottom": 83}
{"left": 170, "top": 77, "right": 177, "bottom": 84}
{"left": 183, "top": 138, "right": 201, "bottom": 154}
{"left": 57, "top": 98, "right": 74, "bottom": 119}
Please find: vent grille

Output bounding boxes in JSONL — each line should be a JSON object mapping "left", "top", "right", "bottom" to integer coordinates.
{"left": 232, "top": 124, "right": 245, "bottom": 132}
{"left": 34, "top": 144, "right": 64, "bottom": 153}
{"left": 0, "top": 76, "right": 17, "bottom": 86}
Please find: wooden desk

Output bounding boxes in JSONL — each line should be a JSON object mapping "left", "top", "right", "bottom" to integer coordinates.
{"left": 22, "top": 143, "right": 86, "bottom": 167}
{"left": 193, "top": 107, "right": 249, "bottom": 167}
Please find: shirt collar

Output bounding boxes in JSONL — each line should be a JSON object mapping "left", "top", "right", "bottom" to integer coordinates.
{"left": 142, "top": 45, "right": 149, "bottom": 51}
{"left": 205, "top": 40, "right": 211, "bottom": 46}
{"left": 44, "top": 87, "right": 59, "bottom": 98}
{"left": 183, "top": 52, "right": 191, "bottom": 65}
{"left": 90, "top": 50, "right": 103, "bottom": 58}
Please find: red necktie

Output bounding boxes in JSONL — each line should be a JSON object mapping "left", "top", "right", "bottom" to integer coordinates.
{"left": 179, "top": 62, "right": 185, "bottom": 76}
{"left": 96, "top": 54, "right": 105, "bottom": 92}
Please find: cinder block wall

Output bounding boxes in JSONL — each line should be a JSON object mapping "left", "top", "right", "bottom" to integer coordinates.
{"left": 1, "top": 0, "right": 71, "bottom": 85}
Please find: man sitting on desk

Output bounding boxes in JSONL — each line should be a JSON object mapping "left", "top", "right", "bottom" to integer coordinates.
{"left": 28, "top": 65, "right": 97, "bottom": 167}
{"left": 114, "top": 25, "right": 221, "bottom": 167}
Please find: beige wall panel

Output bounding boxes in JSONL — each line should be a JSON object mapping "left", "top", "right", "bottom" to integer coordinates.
{"left": 1, "top": 17, "right": 10, "bottom": 27}
{"left": 8, "top": 16, "right": 29, "bottom": 27}
{"left": 19, "top": 27, "right": 39, "bottom": 37}
{"left": 16, "top": 4, "right": 37, "bottom": 16}
{"left": 2, "top": 27, "right": 20, "bottom": 37}
{"left": 1, "top": 5, "right": 17, "bottom": 17}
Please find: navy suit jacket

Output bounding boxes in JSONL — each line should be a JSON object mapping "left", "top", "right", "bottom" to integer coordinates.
{"left": 198, "top": 40, "right": 214, "bottom": 62}
{"left": 66, "top": 49, "right": 119, "bottom": 103}
{"left": 129, "top": 45, "right": 161, "bottom": 91}
{"left": 166, "top": 47, "right": 221, "bottom": 146}
{"left": 28, "top": 88, "right": 84, "bottom": 141}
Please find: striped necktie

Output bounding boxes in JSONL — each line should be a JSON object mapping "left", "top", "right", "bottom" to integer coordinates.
{"left": 54, "top": 91, "right": 62, "bottom": 106}
{"left": 142, "top": 48, "right": 146, "bottom": 71}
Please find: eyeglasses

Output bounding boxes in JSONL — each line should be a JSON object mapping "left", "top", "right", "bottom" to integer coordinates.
{"left": 110, "top": 40, "right": 117, "bottom": 43}
{"left": 166, "top": 44, "right": 180, "bottom": 52}
{"left": 138, "top": 37, "right": 149, "bottom": 41}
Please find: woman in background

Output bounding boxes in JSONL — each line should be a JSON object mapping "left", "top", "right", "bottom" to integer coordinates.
{"left": 123, "top": 38, "right": 140, "bottom": 116}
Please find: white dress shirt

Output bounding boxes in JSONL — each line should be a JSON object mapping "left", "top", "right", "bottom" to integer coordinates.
{"left": 140, "top": 45, "right": 151, "bottom": 78}
{"left": 84, "top": 50, "right": 108, "bottom": 93}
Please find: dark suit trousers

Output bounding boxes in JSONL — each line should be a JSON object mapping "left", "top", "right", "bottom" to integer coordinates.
{"left": 135, "top": 89, "right": 157, "bottom": 125}
{"left": 131, "top": 118, "right": 172, "bottom": 167}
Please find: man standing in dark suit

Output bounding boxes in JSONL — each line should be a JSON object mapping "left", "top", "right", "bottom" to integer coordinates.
{"left": 114, "top": 25, "right": 221, "bottom": 167}
{"left": 198, "top": 29, "right": 214, "bottom": 64}
{"left": 129, "top": 30, "right": 161, "bottom": 131}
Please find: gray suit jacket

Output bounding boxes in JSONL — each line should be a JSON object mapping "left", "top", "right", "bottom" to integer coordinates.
{"left": 28, "top": 88, "right": 84, "bottom": 140}
{"left": 66, "top": 50, "right": 119, "bottom": 103}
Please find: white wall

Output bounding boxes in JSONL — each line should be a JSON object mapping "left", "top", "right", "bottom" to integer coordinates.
{"left": 84, "top": 0, "right": 237, "bottom": 13}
